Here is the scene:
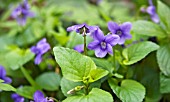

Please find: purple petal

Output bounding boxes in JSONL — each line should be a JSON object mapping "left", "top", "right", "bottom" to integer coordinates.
{"left": 151, "top": 14, "right": 160, "bottom": 23}
{"left": 140, "top": 7, "right": 146, "bottom": 13}
{"left": 11, "top": 7, "right": 22, "bottom": 18}
{"left": 88, "top": 40, "right": 100, "bottom": 50}
{"left": 92, "top": 27, "right": 105, "bottom": 41}
{"left": 86, "top": 25, "right": 98, "bottom": 33}
{"left": 149, "top": 0, "right": 153, "bottom": 6}
{"left": 11, "top": 93, "right": 24, "bottom": 102}
{"left": 146, "top": 6, "right": 156, "bottom": 15}
{"left": 67, "top": 24, "right": 84, "bottom": 33}
{"left": 105, "top": 34, "right": 120, "bottom": 46}
{"left": 124, "top": 33, "right": 132, "bottom": 39}
{"left": 74, "top": 44, "right": 84, "bottom": 53}
{"left": 120, "top": 22, "right": 132, "bottom": 33}
{"left": 94, "top": 47, "right": 107, "bottom": 58}
{"left": 107, "top": 21, "right": 119, "bottom": 34}
{"left": 36, "top": 38, "right": 51, "bottom": 54}
{"left": 0, "top": 65, "right": 6, "bottom": 78}
{"left": 16, "top": 17, "right": 27, "bottom": 26}
{"left": 30, "top": 46, "right": 39, "bottom": 54}
{"left": 3, "top": 77, "right": 12, "bottom": 84}
{"left": 26, "top": 11, "right": 35, "bottom": 18}
{"left": 34, "top": 54, "right": 42, "bottom": 65}
{"left": 33, "top": 90, "right": 45, "bottom": 102}
{"left": 117, "top": 36, "right": 126, "bottom": 45}
{"left": 23, "top": 0, "right": 30, "bottom": 9}
{"left": 37, "top": 38, "right": 47, "bottom": 45}
{"left": 106, "top": 44, "right": 113, "bottom": 55}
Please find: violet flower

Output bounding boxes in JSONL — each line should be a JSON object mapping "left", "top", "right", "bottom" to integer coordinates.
{"left": 11, "top": 0, "right": 34, "bottom": 26}
{"left": 67, "top": 23, "right": 97, "bottom": 35}
{"left": 88, "top": 27, "right": 119, "bottom": 58}
{"left": 74, "top": 44, "right": 84, "bottom": 53}
{"left": 140, "top": 0, "right": 159, "bottom": 23}
{"left": 108, "top": 21, "right": 132, "bottom": 45}
{"left": 11, "top": 93, "right": 24, "bottom": 102}
{"left": 0, "top": 65, "right": 12, "bottom": 84}
{"left": 30, "top": 38, "right": 51, "bottom": 65}
{"left": 146, "top": 0, "right": 159, "bottom": 23}
{"left": 31, "top": 90, "right": 53, "bottom": 102}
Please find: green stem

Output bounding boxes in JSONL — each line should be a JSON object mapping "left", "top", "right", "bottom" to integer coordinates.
{"left": 84, "top": 83, "right": 89, "bottom": 95}
{"left": 83, "top": 34, "right": 87, "bottom": 55}
{"left": 113, "top": 47, "right": 116, "bottom": 70}
{"left": 20, "top": 67, "right": 37, "bottom": 87}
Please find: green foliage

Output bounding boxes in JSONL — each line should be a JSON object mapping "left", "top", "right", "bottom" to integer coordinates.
{"left": 0, "top": 46, "right": 34, "bottom": 70}
{"left": 63, "top": 88, "right": 113, "bottom": 102}
{"left": 122, "top": 41, "right": 159, "bottom": 65}
{"left": 16, "top": 86, "right": 36, "bottom": 99}
{"left": 0, "top": 80, "right": 16, "bottom": 92}
{"left": 160, "top": 73, "right": 170, "bottom": 94}
{"left": 132, "top": 20, "right": 167, "bottom": 38}
{"left": 60, "top": 77, "right": 83, "bottom": 97}
{"left": 92, "top": 58, "right": 113, "bottom": 73}
{"left": 158, "top": 1, "right": 170, "bottom": 32}
{"left": 108, "top": 78, "right": 145, "bottom": 102}
{"left": 157, "top": 44, "right": 170, "bottom": 77}
{"left": 35, "top": 72, "right": 61, "bottom": 91}
{"left": 53, "top": 47, "right": 108, "bottom": 83}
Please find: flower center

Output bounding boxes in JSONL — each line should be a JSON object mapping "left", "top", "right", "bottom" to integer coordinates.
{"left": 100, "top": 42, "right": 106, "bottom": 49}
{"left": 79, "top": 26, "right": 89, "bottom": 34}
{"left": 116, "top": 30, "right": 122, "bottom": 35}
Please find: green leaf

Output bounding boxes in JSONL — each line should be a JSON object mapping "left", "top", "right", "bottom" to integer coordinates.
{"left": 157, "top": 44, "right": 170, "bottom": 76}
{"left": 35, "top": 72, "right": 61, "bottom": 91}
{"left": 16, "top": 86, "right": 36, "bottom": 99}
{"left": 158, "top": 1, "right": 170, "bottom": 32}
{"left": 108, "top": 78, "right": 145, "bottom": 102}
{"left": 4, "top": 47, "right": 34, "bottom": 70}
{"left": 160, "top": 73, "right": 170, "bottom": 93}
{"left": 122, "top": 41, "right": 159, "bottom": 65}
{"left": 92, "top": 58, "right": 113, "bottom": 73}
{"left": 0, "top": 82, "right": 16, "bottom": 92}
{"left": 63, "top": 88, "right": 113, "bottom": 102}
{"left": 89, "top": 68, "right": 109, "bottom": 83}
{"left": 60, "top": 77, "right": 83, "bottom": 97}
{"left": 50, "top": 26, "right": 69, "bottom": 46}
{"left": 53, "top": 47, "right": 96, "bottom": 82}
{"left": 132, "top": 20, "right": 166, "bottom": 38}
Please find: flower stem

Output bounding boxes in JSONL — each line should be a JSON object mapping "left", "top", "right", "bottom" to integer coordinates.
{"left": 113, "top": 47, "right": 116, "bottom": 70}
{"left": 84, "top": 34, "right": 87, "bottom": 55}
{"left": 20, "top": 66, "right": 37, "bottom": 88}
{"left": 83, "top": 26, "right": 87, "bottom": 56}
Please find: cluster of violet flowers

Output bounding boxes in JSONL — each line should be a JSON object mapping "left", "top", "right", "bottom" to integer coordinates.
{"left": 140, "top": 0, "right": 159, "bottom": 23}
{"left": 67, "top": 21, "right": 132, "bottom": 58}
{"left": 11, "top": 0, "right": 34, "bottom": 26}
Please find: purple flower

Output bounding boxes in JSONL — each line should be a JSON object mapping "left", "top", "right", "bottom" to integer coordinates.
{"left": 11, "top": 93, "right": 24, "bottom": 102}
{"left": 140, "top": 0, "right": 159, "bottom": 23}
{"left": 0, "top": 65, "right": 12, "bottom": 84}
{"left": 108, "top": 21, "right": 132, "bottom": 45}
{"left": 88, "top": 27, "right": 119, "bottom": 58}
{"left": 67, "top": 23, "right": 97, "bottom": 35}
{"left": 74, "top": 44, "right": 84, "bottom": 53}
{"left": 146, "top": 0, "right": 159, "bottom": 23}
{"left": 31, "top": 38, "right": 51, "bottom": 65}
{"left": 11, "top": 0, "right": 34, "bottom": 26}
{"left": 32, "top": 90, "right": 53, "bottom": 102}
